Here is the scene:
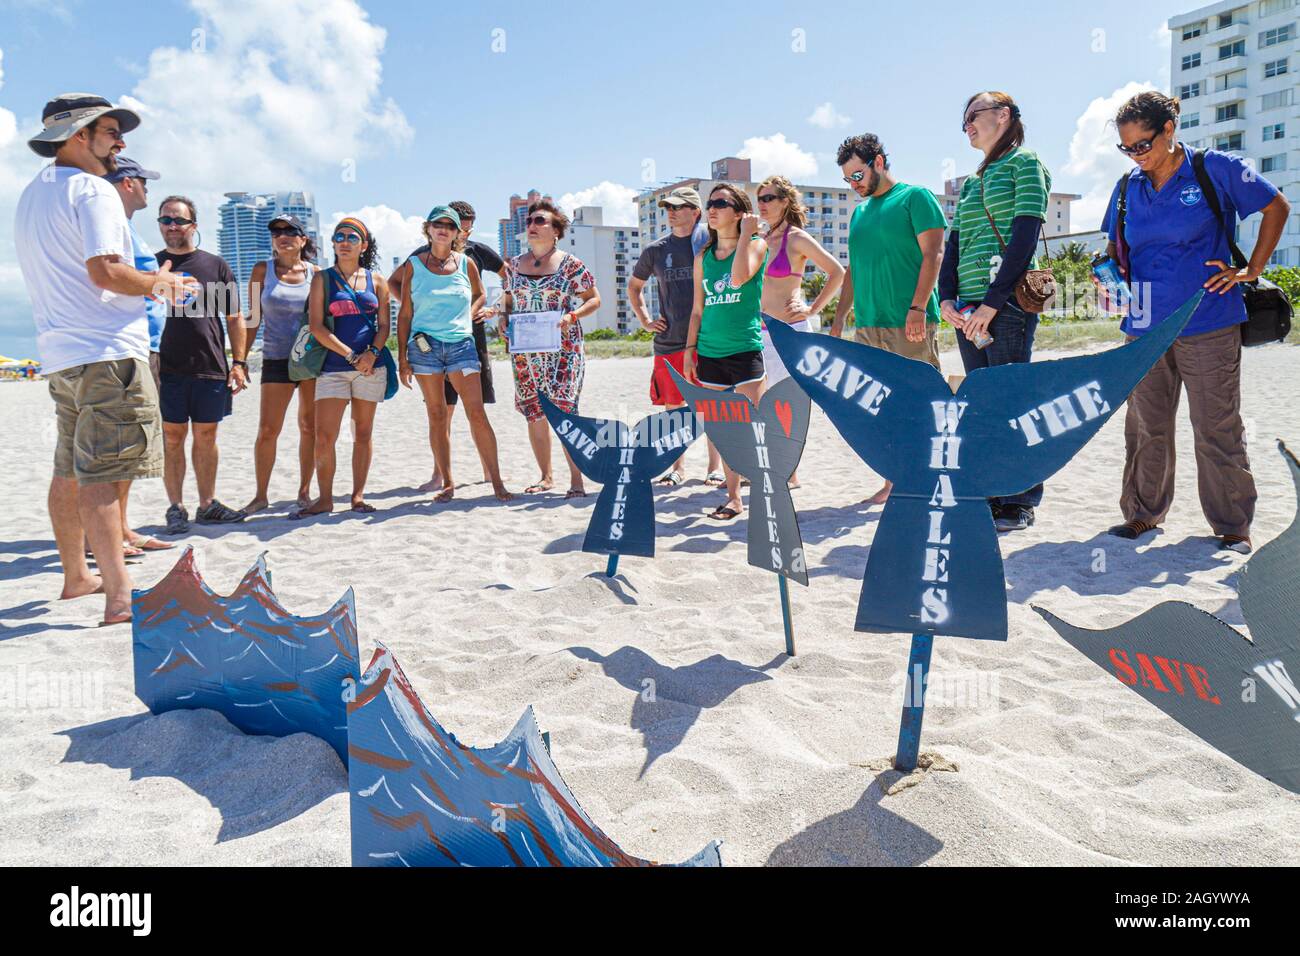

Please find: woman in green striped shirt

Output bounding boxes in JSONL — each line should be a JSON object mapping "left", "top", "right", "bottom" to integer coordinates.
{"left": 937, "top": 90, "right": 1052, "bottom": 533}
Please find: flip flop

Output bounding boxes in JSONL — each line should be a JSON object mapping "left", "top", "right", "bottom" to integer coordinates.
{"left": 707, "top": 505, "right": 741, "bottom": 521}
{"left": 524, "top": 483, "right": 552, "bottom": 494}
{"left": 130, "top": 536, "right": 176, "bottom": 551}
{"left": 351, "top": 502, "right": 377, "bottom": 514}
{"left": 703, "top": 471, "right": 726, "bottom": 487}
{"left": 564, "top": 488, "right": 588, "bottom": 500}
{"left": 97, "top": 615, "right": 131, "bottom": 627}
{"left": 656, "top": 471, "right": 685, "bottom": 487}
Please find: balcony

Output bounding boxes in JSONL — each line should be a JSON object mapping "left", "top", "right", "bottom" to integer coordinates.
{"left": 1205, "top": 114, "right": 1248, "bottom": 137}
{"left": 1205, "top": 20, "right": 1250, "bottom": 44}
{"left": 1203, "top": 85, "right": 1249, "bottom": 108}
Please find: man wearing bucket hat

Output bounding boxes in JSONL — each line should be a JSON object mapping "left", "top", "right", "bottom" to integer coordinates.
{"left": 14, "top": 93, "right": 198, "bottom": 626}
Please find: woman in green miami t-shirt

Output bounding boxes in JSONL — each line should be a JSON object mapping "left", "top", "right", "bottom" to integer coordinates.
{"left": 936, "top": 89, "right": 1052, "bottom": 533}
{"left": 684, "top": 183, "right": 768, "bottom": 522}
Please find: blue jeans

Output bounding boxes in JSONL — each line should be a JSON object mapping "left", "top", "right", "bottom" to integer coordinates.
{"left": 955, "top": 298, "right": 1043, "bottom": 510}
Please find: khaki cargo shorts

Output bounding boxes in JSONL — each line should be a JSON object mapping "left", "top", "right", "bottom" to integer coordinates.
{"left": 47, "top": 356, "right": 164, "bottom": 484}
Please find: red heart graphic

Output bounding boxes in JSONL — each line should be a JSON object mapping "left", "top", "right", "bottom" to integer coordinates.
{"left": 774, "top": 400, "right": 793, "bottom": 438}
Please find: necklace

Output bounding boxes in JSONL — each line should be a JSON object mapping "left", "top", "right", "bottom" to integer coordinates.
{"left": 426, "top": 248, "right": 454, "bottom": 271}
{"left": 531, "top": 244, "right": 556, "bottom": 268}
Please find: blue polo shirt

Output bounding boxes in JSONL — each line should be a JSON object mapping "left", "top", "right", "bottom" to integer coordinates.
{"left": 1101, "top": 148, "right": 1278, "bottom": 338}
{"left": 128, "top": 219, "right": 168, "bottom": 352}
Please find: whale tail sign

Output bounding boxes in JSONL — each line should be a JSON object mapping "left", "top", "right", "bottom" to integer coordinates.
{"left": 348, "top": 643, "right": 724, "bottom": 867}
{"left": 765, "top": 292, "right": 1199, "bottom": 640}
{"left": 539, "top": 393, "right": 700, "bottom": 558}
{"left": 668, "top": 367, "right": 812, "bottom": 584}
{"left": 1036, "top": 441, "right": 1300, "bottom": 794}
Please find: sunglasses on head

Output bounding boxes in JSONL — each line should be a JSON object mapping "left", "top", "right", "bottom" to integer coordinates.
{"left": 526, "top": 215, "right": 552, "bottom": 227}
{"left": 157, "top": 216, "right": 194, "bottom": 226}
{"left": 705, "top": 198, "right": 737, "bottom": 211}
{"left": 332, "top": 232, "right": 363, "bottom": 244}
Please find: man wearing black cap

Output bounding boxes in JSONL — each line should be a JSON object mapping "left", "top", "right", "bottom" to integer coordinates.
{"left": 103, "top": 156, "right": 176, "bottom": 555}
{"left": 14, "top": 93, "right": 198, "bottom": 625}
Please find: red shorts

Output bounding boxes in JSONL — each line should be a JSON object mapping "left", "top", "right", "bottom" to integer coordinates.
{"left": 649, "top": 350, "right": 687, "bottom": 406}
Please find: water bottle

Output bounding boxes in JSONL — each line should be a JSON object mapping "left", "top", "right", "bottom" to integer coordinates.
{"left": 1091, "top": 254, "right": 1131, "bottom": 314}
{"left": 955, "top": 299, "right": 993, "bottom": 350}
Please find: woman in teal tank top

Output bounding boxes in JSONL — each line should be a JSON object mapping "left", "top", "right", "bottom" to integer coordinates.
{"left": 395, "top": 205, "right": 513, "bottom": 503}
{"left": 684, "top": 183, "right": 768, "bottom": 521}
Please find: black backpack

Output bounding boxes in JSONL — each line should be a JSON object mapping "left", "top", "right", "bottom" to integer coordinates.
{"left": 1115, "top": 149, "right": 1292, "bottom": 346}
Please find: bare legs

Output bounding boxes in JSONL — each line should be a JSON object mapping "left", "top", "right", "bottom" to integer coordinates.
{"left": 705, "top": 377, "right": 765, "bottom": 516}
{"left": 300, "top": 396, "right": 377, "bottom": 515}
{"left": 245, "top": 381, "right": 316, "bottom": 514}
{"left": 446, "top": 371, "right": 511, "bottom": 501}
{"left": 424, "top": 400, "right": 493, "bottom": 490}
{"left": 525, "top": 417, "right": 584, "bottom": 496}
{"left": 50, "top": 476, "right": 132, "bottom": 623}
{"left": 162, "top": 420, "right": 221, "bottom": 508}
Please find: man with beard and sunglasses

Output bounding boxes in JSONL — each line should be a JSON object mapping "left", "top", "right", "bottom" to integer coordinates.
{"left": 15, "top": 93, "right": 198, "bottom": 625}
{"left": 831, "top": 133, "right": 947, "bottom": 505}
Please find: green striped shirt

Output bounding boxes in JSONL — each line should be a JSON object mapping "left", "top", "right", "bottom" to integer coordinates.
{"left": 954, "top": 147, "right": 1051, "bottom": 302}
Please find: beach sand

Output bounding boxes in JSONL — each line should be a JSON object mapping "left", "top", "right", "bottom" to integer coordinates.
{"left": 2, "top": 344, "right": 1299, "bottom": 867}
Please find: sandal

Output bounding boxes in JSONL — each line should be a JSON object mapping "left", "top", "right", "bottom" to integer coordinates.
{"left": 564, "top": 488, "right": 588, "bottom": 500}
{"left": 656, "top": 471, "right": 685, "bottom": 487}
{"left": 704, "top": 471, "right": 726, "bottom": 487}
{"left": 524, "top": 482, "right": 552, "bottom": 494}
{"left": 130, "top": 536, "right": 175, "bottom": 551}
{"left": 1106, "top": 518, "right": 1159, "bottom": 540}
{"left": 707, "top": 505, "right": 741, "bottom": 521}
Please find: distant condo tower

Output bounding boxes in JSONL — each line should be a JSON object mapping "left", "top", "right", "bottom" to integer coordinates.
{"left": 218, "top": 191, "right": 323, "bottom": 291}
{"left": 497, "top": 188, "right": 552, "bottom": 259}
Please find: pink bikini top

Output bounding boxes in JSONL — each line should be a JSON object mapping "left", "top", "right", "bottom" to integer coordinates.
{"left": 765, "top": 225, "right": 795, "bottom": 279}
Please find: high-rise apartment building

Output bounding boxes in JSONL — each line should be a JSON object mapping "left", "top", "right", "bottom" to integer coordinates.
{"left": 497, "top": 189, "right": 552, "bottom": 259}
{"left": 560, "top": 206, "right": 640, "bottom": 333}
{"left": 934, "top": 177, "right": 1081, "bottom": 236}
{"left": 217, "top": 191, "right": 322, "bottom": 291}
{"left": 1170, "top": 0, "right": 1300, "bottom": 265}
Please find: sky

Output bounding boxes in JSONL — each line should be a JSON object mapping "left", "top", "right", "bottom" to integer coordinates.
{"left": 0, "top": 0, "right": 1190, "bottom": 358}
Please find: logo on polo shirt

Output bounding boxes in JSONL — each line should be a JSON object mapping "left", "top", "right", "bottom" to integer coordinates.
{"left": 1179, "top": 185, "right": 1202, "bottom": 207}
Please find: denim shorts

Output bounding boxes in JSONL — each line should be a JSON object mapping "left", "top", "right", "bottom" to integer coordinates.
{"left": 407, "top": 334, "right": 480, "bottom": 376}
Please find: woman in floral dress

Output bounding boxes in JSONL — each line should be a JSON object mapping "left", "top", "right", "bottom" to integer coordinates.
{"left": 492, "top": 199, "right": 601, "bottom": 497}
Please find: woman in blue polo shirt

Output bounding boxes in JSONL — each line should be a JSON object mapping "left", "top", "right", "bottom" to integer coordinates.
{"left": 1100, "top": 91, "right": 1290, "bottom": 554}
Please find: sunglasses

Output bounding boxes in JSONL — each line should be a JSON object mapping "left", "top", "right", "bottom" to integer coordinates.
{"left": 269, "top": 227, "right": 302, "bottom": 237}
{"left": 428, "top": 219, "right": 458, "bottom": 229}
{"left": 1116, "top": 137, "right": 1158, "bottom": 157}
{"left": 526, "top": 215, "right": 553, "bottom": 227}
{"left": 157, "top": 216, "right": 195, "bottom": 226}
{"left": 961, "top": 106, "right": 1003, "bottom": 131}
{"left": 756, "top": 193, "right": 782, "bottom": 204}
{"left": 705, "top": 198, "right": 738, "bottom": 211}
{"left": 332, "top": 232, "right": 363, "bottom": 244}
{"left": 842, "top": 170, "right": 868, "bottom": 184}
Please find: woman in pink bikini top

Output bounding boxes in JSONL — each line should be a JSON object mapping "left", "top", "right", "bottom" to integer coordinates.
{"left": 756, "top": 175, "right": 844, "bottom": 330}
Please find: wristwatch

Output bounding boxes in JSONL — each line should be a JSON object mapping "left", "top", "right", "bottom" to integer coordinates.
{"left": 907, "top": 305, "right": 926, "bottom": 314}
{"left": 231, "top": 359, "right": 248, "bottom": 369}
{"left": 367, "top": 345, "right": 382, "bottom": 358}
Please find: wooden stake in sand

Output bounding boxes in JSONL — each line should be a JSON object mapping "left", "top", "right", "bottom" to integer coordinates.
{"left": 894, "top": 633, "right": 934, "bottom": 772}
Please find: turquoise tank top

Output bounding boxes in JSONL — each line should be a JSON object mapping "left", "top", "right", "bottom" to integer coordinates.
{"left": 410, "top": 251, "right": 473, "bottom": 343}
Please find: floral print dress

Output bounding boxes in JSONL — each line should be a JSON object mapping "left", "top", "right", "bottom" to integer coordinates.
{"left": 506, "top": 252, "right": 594, "bottom": 421}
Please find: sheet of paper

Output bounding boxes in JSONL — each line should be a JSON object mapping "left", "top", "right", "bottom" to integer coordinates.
{"left": 509, "top": 310, "right": 563, "bottom": 353}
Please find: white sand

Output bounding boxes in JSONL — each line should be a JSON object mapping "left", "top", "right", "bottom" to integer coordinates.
{"left": 2, "top": 344, "right": 1299, "bottom": 867}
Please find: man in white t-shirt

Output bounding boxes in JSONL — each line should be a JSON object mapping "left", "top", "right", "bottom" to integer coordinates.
{"left": 14, "top": 93, "right": 197, "bottom": 626}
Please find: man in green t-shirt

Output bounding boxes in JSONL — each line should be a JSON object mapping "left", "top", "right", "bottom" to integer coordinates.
{"left": 830, "top": 133, "right": 947, "bottom": 503}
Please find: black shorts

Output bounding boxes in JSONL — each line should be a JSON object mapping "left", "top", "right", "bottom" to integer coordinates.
{"left": 696, "top": 350, "right": 765, "bottom": 388}
{"left": 159, "top": 373, "right": 232, "bottom": 424}
{"left": 261, "top": 358, "right": 295, "bottom": 385}
{"left": 445, "top": 321, "right": 494, "bottom": 405}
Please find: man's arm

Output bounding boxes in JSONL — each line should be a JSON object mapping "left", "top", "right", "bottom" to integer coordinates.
{"left": 905, "top": 227, "right": 944, "bottom": 342}
{"left": 86, "top": 255, "right": 196, "bottom": 302}
{"left": 830, "top": 266, "right": 853, "bottom": 337}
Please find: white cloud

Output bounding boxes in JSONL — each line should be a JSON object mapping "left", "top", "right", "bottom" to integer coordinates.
{"left": 557, "top": 181, "right": 638, "bottom": 227}
{"left": 1151, "top": 23, "right": 1172, "bottom": 89}
{"left": 1062, "top": 81, "right": 1157, "bottom": 230}
{"left": 326, "top": 203, "right": 425, "bottom": 268}
{"left": 807, "top": 102, "right": 851, "bottom": 130}
{"left": 737, "top": 133, "right": 818, "bottom": 183}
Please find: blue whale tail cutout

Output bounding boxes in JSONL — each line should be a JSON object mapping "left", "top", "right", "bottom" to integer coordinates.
{"left": 1035, "top": 441, "right": 1300, "bottom": 793}
{"left": 131, "top": 546, "right": 360, "bottom": 763}
{"left": 539, "top": 392, "right": 700, "bottom": 558}
{"left": 765, "top": 292, "right": 1199, "bottom": 640}
{"left": 347, "top": 643, "right": 724, "bottom": 866}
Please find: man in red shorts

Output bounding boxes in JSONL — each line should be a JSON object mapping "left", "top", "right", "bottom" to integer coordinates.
{"left": 629, "top": 187, "right": 722, "bottom": 486}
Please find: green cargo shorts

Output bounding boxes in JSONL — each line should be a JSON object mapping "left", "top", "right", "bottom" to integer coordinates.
{"left": 47, "top": 356, "right": 164, "bottom": 484}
